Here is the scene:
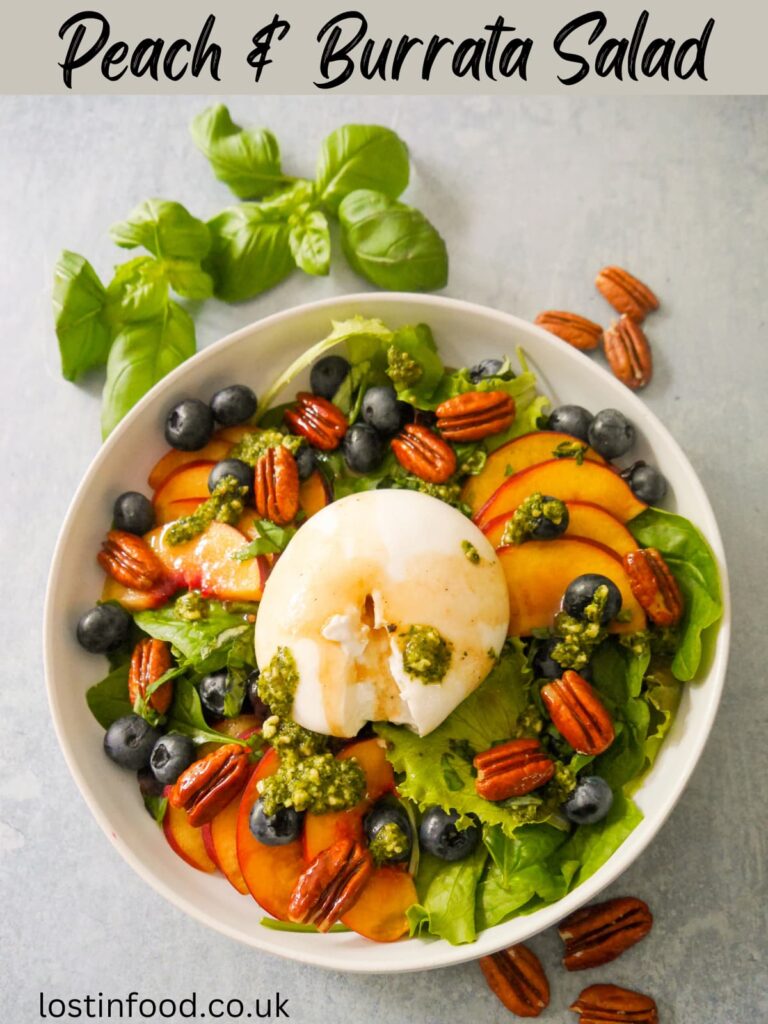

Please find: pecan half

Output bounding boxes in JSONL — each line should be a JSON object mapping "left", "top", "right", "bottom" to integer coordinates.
{"left": 570, "top": 983, "right": 658, "bottom": 1023}
{"left": 603, "top": 317, "right": 653, "bottom": 390}
{"left": 559, "top": 896, "right": 653, "bottom": 971}
{"left": 254, "top": 445, "right": 300, "bottom": 525}
{"left": 288, "top": 838, "right": 373, "bottom": 932}
{"left": 595, "top": 266, "right": 659, "bottom": 322}
{"left": 623, "top": 548, "right": 684, "bottom": 627}
{"left": 479, "top": 944, "right": 550, "bottom": 1018}
{"left": 541, "top": 671, "right": 615, "bottom": 755}
{"left": 169, "top": 744, "right": 249, "bottom": 827}
{"left": 98, "top": 530, "right": 166, "bottom": 591}
{"left": 435, "top": 390, "right": 516, "bottom": 442}
{"left": 390, "top": 423, "right": 457, "bottom": 483}
{"left": 128, "top": 638, "right": 173, "bottom": 714}
{"left": 474, "top": 738, "right": 555, "bottom": 801}
{"left": 284, "top": 392, "right": 348, "bottom": 451}
{"left": 535, "top": 311, "right": 603, "bottom": 352}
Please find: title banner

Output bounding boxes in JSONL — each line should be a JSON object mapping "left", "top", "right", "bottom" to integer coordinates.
{"left": 4, "top": 0, "right": 768, "bottom": 93}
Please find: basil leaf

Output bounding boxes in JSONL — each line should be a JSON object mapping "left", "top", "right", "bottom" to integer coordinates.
{"left": 190, "top": 105, "right": 288, "bottom": 199}
{"left": 288, "top": 208, "right": 331, "bottom": 276}
{"left": 205, "top": 205, "right": 294, "bottom": 302}
{"left": 105, "top": 257, "right": 169, "bottom": 323}
{"left": 161, "top": 259, "right": 214, "bottom": 301}
{"left": 101, "top": 301, "right": 195, "bottom": 438}
{"left": 135, "top": 599, "right": 257, "bottom": 675}
{"left": 86, "top": 663, "right": 132, "bottom": 729}
{"left": 316, "top": 125, "right": 409, "bottom": 214}
{"left": 53, "top": 251, "right": 112, "bottom": 381}
{"left": 628, "top": 508, "right": 723, "bottom": 681}
{"left": 339, "top": 189, "right": 448, "bottom": 292}
{"left": 143, "top": 793, "right": 168, "bottom": 826}
{"left": 233, "top": 519, "right": 297, "bottom": 560}
{"left": 166, "top": 677, "right": 248, "bottom": 746}
{"left": 110, "top": 199, "right": 211, "bottom": 263}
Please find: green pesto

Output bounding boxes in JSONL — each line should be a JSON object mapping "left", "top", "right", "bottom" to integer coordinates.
{"left": 166, "top": 476, "right": 248, "bottom": 545}
{"left": 550, "top": 585, "right": 609, "bottom": 670}
{"left": 386, "top": 345, "right": 422, "bottom": 386}
{"left": 517, "top": 703, "right": 545, "bottom": 737}
{"left": 549, "top": 760, "right": 578, "bottom": 803}
{"left": 258, "top": 751, "right": 365, "bottom": 816}
{"left": 394, "top": 474, "right": 469, "bottom": 515}
{"left": 257, "top": 647, "right": 299, "bottom": 719}
{"left": 619, "top": 630, "right": 652, "bottom": 659}
{"left": 500, "top": 492, "right": 568, "bottom": 546}
{"left": 552, "top": 440, "right": 588, "bottom": 465}
{"left": 262, "top": 715, "right": 327, "bottom": 757}
{"left": 174, "top": 591, "right": 206, "bottom": 621}
{"left": 229, "top": 428, "right": 303, "bottom": 467}
{"left": 459, "top": 448, "right": 487, "bottom": 476}
{"left": 461, "top": 540, "right": 481, "bottom": 564}
{"left": 400, "top": 625, "right": 453, "bottom": 684}
{"left": 368, "top": 821, "right": 409, "bottom": 867}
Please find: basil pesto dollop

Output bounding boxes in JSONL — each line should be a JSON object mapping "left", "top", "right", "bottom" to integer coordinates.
{"left": 165, "top": 475, "right": 248, "bottom": 545}
{"left": 501, "top": 492, "right": 568, "bottom": 546}
{"left": 229, "top": 428, "right": 303, "bottom": 467}
{"left": 386, "top": 345, "right": 422, "bottom": 386}
{"left": 399, "top": 625, "right": 453, "bottom": 684}
{"left": 550, "top": 584, "right": 610, "bottom": 670}
{"left": 368, "top": 821, "right": 410, "bottom": 867}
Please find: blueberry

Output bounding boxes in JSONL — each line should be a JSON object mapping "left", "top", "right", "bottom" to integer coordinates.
{"left": 625, "top": 463, "right": 667, "bottom": 505}
{"left": 342, "top": 423, "right": 386, "bottom": 473}
{"left": 529, "top": 496, "right": 569, "bottom": 540}
{"left": 361, "top": 386, "right": 409, "bottom": 435}
{"left": 587, "top": 409, "right": 635, "bottom": 459}
{"left": 310, "top": 355, "right": 350, "bottom": 400}
{"left": 470, "top": 358, "right": 506, "bottom": 383}
{"left": 210, "top": 384, "right": 257, "bottom": 426}
{"left": 562, "top": 776, "right": 613, "bottom": 825}
{"left": 113, "top": 491, "right": 155, "bottom": 535}
{"left": 363, "top": 800, "right": 413, "bottom": 863}
{"left": 547, "top": 405, "right": 594, "bottom": 443}
{"left": 199, "top": 670, "right": 243, "bottom": 718}
{"left": 208, "top": 458, "right": 253, "bottom": 495}
{"left": 295, "top": 445, "right": 317, "bottom": 481}
{"left": 249, "top": 799, "right": 303, "bottom": 846}
{"left": 76, "top": 604, "right": 132, "bottom": 654}
{"left": 245, "top": 669, "right": 271, "bottom": 725}
{"left": 563, "top": 574, "right": 622, "bottom": 625}
{"left": 164, "top": 399, "right": 214, "bottom": 451}
{"left": 419, "top": 807, "right": 480, "bottom": 862}
{"left": 533, "top": 640, "right": 591, "bottom": 680}
{"left": 104, "top": 715, "right": 161, "bottom": 770}
{"left": 150, "top": 734, "right": 196, "bottom": 786}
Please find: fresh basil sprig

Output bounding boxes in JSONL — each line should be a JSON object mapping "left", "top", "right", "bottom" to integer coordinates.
{"left": 53, "top": 107, "right": 449, "bottom": 436}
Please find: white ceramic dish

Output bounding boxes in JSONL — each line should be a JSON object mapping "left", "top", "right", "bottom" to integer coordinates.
{"left": 43, "top": 293, "right": 730, "bottom": 973}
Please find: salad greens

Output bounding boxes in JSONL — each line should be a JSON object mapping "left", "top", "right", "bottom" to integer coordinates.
{"left": 54, "top": 108, "right": 447, "bottom": 436}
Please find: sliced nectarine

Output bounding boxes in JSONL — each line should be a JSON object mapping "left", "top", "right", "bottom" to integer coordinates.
{"left": 156, "top": 497, "right": 205, "bottom": 526}
{"left": 476, "top": 459, "right": 646, "bottom": 527}
{"left": 299, "top": 471, "right": 332, "bottom": 519}
{"left": 498, "top": 538, "right": 646, "bottom": 635}
{"left": 215, "top": 425, "right": 261, "bottom": 445}
{"left": 342, "top": 866, "right": 416, "bottom": 943}
{"left": 163, "top": 800, "right": 217, "bottom": 873}
{"left": 210, "top": 777, "right": 251, "bottom": 895}
{"left": 148, "top": 522, "right": 267, "bottom": 601}
{"left": 148, "top": 440, "right": 231, "bottom": 491}
{"left": 461, "top": 432, "right": 606, "bottom": 516}
{"left": 482, "top": 500, "right": 639, "bottom": 559}
{"left": 101, "top": 574, "right": 177, "bottom": 611}
{"left": 153, "top": 462, "right": 214, "bottom": 522}
{"left": 236, "top": 749, "right": 305, "bottom": 921}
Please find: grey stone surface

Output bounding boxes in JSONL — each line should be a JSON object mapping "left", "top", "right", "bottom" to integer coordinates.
{"left": 0, "top": 95, "right": 766, "bottom": 1021}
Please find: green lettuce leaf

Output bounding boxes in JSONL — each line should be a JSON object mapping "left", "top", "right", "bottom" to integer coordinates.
{"left": 638, "top": 663, "right": 683, "bottom": 779}
{"left": 628, "top": 508, "right": 722, "bottom": 681}
{"left": 407, "top": 844, "right": 488, "bottom": 945}
{"left": 386, "top": 323, "right": 445, "bottom": 405}
{"left": 377, "top": 643, "right": 560, "bottom": 837}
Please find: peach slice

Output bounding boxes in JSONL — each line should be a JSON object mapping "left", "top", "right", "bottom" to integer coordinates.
{"left": 482, "top": 501, "right": 639, "bottom": 559}
{"left": 201, "top": 823, "right": 220, "bottom": 869}
{"left": 100, "top": 574, "right": 177, "bottom": 611}
{"left": 299, "top": 471, "right": 332, "bottom": 519}
{"left": 153, "top": 462, "right": 214, "bottom": 523}
{"left": 476, "top": 459, "right": 646, "bottom": 527}
{"left": 341, "top": 866, "right": 416, "bottom": 943}
{"left": 156, "top": 497, "right": 205, "bottom": 526}
{"left": 236, "top": 749, "right": 305, "bottom": 921}
{"left": 163, "top": 800, "right": 217, "bottom": 874}
{"left": 215, "top": 425, "right": 262, "bottom": 445}
{"left": 210, "top": 776, "right": 251, "bottom": 895}
{"left": 498, "top": 537, "right": 646, "bottom": 636}
{"left": 148, "top": 522, "right": 267, "bottom": 601}
{"left": 461, "top": 431, "right": 606, "bottom": 516}
{"left": 148, "top": 440, "right": 231, "bottom": 491}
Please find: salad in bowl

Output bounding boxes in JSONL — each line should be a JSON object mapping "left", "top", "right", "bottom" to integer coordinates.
{"left": 62, "top": 308, "right": 723, "bottom": 952}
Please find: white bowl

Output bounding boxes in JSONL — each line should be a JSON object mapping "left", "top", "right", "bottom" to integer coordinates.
{"left": 43, "top": 293, "right": 730, "bottom": 973}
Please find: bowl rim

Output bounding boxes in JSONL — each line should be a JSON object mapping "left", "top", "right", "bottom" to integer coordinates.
{"left": 43, "top": 291, "right": 730, "bottom": 973}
